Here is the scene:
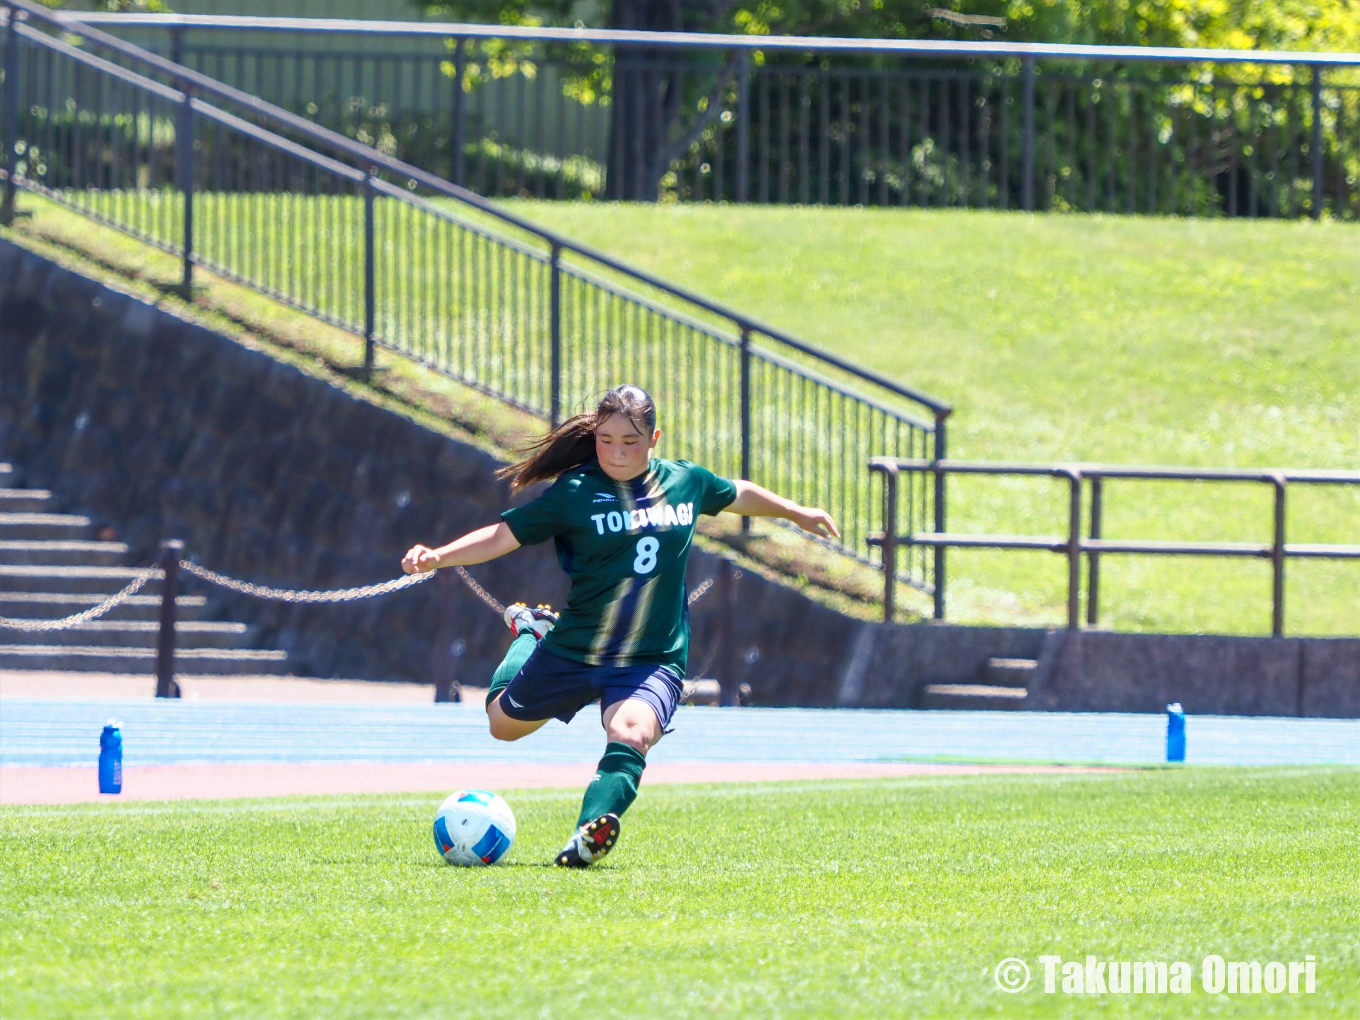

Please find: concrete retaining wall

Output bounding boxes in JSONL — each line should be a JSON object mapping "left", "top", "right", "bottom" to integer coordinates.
{"left": 3, "top": 240, "right": 1355, "bottom": 715}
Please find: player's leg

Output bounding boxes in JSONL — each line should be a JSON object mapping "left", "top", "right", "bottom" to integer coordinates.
{"left": 600, "top": 695, "right": 665, "bottom": 755}
{"left": 484, "top": 603, "right": 558, "bottom": 741}
{"left": 555, "top": 670, "right": 678, "bottom": 867}
{"left": 486, "top": 696, "right": 550, "bottom": 741}
{"left": 485, "top": 603, "right": 556, "bottom": 707}
{"left": 574, "top": 697, "right": 662, "bottom": 821}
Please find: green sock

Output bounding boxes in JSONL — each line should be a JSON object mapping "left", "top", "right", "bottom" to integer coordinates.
{"left": 486, "top": 630, "right": 539, "bottom": 708}
{"left": 576, "top": 741, "right": 647, "bottom": 828}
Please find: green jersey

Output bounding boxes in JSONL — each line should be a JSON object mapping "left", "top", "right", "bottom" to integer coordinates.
{"left": 500, "top": 457, "right": 737, "bottom": 677}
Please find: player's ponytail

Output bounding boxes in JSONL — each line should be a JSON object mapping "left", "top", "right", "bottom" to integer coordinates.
{"left": 497, "top": 385, "right": 657, "bottom": 491}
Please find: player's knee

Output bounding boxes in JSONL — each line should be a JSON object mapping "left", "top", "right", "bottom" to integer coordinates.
{"left": 486, "top": 709, "right": 523, "bottom": 742}
{"left": 488, "top": 721, "right": 525, "bottom": 742}
{"left": 606, "top": 723, "right": 651, "bottom": 754}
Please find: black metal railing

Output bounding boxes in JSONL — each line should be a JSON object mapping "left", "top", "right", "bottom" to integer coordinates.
{"left": 56, "top": 11, "right": 1360, "bottom": 218}
{"left": 868, "top": 459, "right": 1360, "bottom": 635}
{"left": 0, "top": 0, "right": 949, "bottom": 590}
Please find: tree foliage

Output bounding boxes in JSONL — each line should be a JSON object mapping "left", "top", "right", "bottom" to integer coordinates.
{"left": 412, "top": 0, "right": 1360, "bottom": 52}
{"left": 409, "top": 0, "right": 1358, "bottom": 200}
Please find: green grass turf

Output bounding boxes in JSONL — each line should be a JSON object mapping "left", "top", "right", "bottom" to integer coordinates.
{"left": 6, "top": 194, "right": 1357, "bottom": 634}
{"left": 502, "top": 204, "right": 1360, "bottom": 472}
{"left": 2, "top": 770, "right": 1358, "bottom": 1018}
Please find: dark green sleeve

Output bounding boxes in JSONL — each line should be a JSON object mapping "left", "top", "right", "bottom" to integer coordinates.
{"left": 690, "top": 463, "right": 738, "bottom": 516}
{"left": 500, "top": 482, "right": 568, "bottom": 546}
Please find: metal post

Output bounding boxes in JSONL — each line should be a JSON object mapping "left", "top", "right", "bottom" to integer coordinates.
{"left": 1021, "top": 57, "right": 1036, "bottom": 212}
{"left": 1065, "top": 469, "right": 1082, "bottom": 631}
{"left": 716, "top": 556, "right": 737, "bottom": 705}
{"left": 549, "top": 242, "right": 562, "bottom": 426}
{"left": 1310, "top": 65, "right": 1324, "bottom": 220}
{"left": 739, "top": 326, "right": 752, "bottom": 534}
{"left": 168, "top": 24, "right": 193, "bottom": 291}
{"left": 1087, "top": 476, "right": 1103, "bottom": 626}
{"left": 1271, "top": 475, "right": 1286, "bottom": 637}
{"left": 175, "top": 87, "right": 195, "bottom": 293}
{"left": 155, "top": 540, "right": 183, "bottom": 699}
{"left": 881, "top": 464, "right": 898, "bottom": 624}
{"left": 452, "top": 37, "right": 465, "bottom": 187}
{"left": 432, "top": 569, "right": 459, "bottom": 703}
{"left": 1, "top": 4, "right": 21, "bottom": 227}
{"left": 932, "top": 414, "right": 947, "bottom": 620}
{"left": 735, "top": 51, "right": 750, "bottom": 204}
{"left": 363, "top": 168, "right": 375, "bottom": 379}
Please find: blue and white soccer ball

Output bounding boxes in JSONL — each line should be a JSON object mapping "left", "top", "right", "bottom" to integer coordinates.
{"left": 433, "top": 789, "right": 516, "bottom": 866}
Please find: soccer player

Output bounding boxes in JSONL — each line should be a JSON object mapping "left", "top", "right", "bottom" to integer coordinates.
{"left": 401, "top": 385, "right": 838, "bottom": 867}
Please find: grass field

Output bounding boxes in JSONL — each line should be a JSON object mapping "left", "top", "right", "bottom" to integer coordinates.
{"left": 4, "top": 195, "right": 1356, "bottom": 634}
{"left": 2, "top": 770, "right": 1357, "bottom": 1018}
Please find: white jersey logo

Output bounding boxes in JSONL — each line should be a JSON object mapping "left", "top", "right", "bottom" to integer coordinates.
{"left": 591, "top": 503, "right": 693, "bottom": 535}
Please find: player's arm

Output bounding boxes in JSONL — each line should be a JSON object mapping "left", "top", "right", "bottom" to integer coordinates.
{"left": 723, "top": 480, "right": 840, "bottom": 540}
{"left": 401, "top": 522, "right": 521, "bottom": 574}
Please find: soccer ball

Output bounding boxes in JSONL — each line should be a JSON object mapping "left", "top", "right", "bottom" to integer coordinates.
{"left": 433, "top": 789, "right": 516, "bottom": 866}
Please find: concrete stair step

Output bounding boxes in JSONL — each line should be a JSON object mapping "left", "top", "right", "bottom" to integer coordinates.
{"left": 0, "top": 539, "right": 130, "bottom": 567}
{"left": 2, "top": 621, "right": 252, "bottom": 649}
{"left": 0, "top": 565, "right": 161, "bottom": 594}
{"left": 919, "top": 683, "right": 1030, "bottom": 711}
{"left": 0, "top": 645, "right": 290, "bottom": 675}
{"left": 0, "top": 489, "right": 53, "bottom": 513}
{"left": 0, "top": 592, "right": 211, "bottom": 621}
{"left": 984, "top": 657, "right": 1039, "bottom": 687}
{"left": 0, "top": 512, "right": 93, "bottom": 540}
{"left": 0, "top": 468, "right": 292, "bottom": 677}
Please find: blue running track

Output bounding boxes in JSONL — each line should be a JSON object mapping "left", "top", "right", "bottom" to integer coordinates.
{"left": 2, "top": 699, "right": 1357, "bottom": 768}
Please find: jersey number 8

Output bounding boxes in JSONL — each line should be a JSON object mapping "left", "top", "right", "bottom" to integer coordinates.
{"left": 633, "top": 537, "right": 660, "bottom": 574}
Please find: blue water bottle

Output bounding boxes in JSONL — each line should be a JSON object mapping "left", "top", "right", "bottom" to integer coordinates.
{"left": 1165, "top": 703, "right": 1186, "bottom": 763}
{"left": 98, "top": 722, "right": 123, "bottom": 794}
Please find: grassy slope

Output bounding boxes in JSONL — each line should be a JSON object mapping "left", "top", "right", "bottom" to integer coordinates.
{"left": 3, "top": 770, "right": 1358, "bottom": 1018}
{"left": 501, "top": 203, "right": 1360, "bottom": 634}
{"left": 502, "top": 205, "right": 1358, "bottom": 466}
{"left": 5, "top": 196, "right": 1356, "bottom": 632}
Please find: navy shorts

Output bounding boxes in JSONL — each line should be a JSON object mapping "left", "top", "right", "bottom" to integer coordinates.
{"left": 498, "top": 644, "right": 683, "bottom": 730}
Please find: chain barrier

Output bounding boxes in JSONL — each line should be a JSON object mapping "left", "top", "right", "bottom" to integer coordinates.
{"left": 686, "top": 577, "right": 714, "bottom": 606}
{"left": 0, "top": 570, "right": 159, "bottom": 631}
{"left": 451, "top": 565, "right": 505, "bottom": 616}
{"left": 1, "top": 558, "right": 712, "bottom": 629}
{"left": 178, "top": 560, "right": 434, "bottom": 602}
{"left": 179, "top": 559, "right": 714, "bottom": 613}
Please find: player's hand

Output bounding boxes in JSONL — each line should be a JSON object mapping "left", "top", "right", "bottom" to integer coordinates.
{"left": 795, "top": 507, "right": 840, "bottom": 540}
{"left": 401, "top": 544, "right": 442, "bottom": 574}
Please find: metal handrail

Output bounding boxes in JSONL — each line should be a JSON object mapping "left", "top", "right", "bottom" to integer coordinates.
{"left": 55, "top": 12, "right": 1360, "bottom": 68}
{"left": 867, "top": 458, "right": 1360, "bottom": 635}
{"left": 2, "top": 0, "right": 952, "bottom": 416}
{"left": 1, "top": 1, "right": 949, "bottom": 579}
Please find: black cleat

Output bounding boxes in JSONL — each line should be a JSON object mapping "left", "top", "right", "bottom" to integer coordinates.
{"left": 555, "top": 813, "right": 621, "bottom": 868}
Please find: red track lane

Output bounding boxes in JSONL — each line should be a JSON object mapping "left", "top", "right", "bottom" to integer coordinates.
{"left": 0, "top": 761, "right": 1121, "bottom": 805}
